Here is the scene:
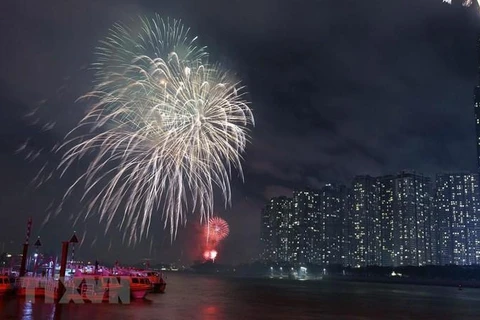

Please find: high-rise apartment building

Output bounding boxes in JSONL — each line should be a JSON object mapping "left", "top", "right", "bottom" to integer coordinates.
{"left": 259, "top": 173, "right": 478, "bottom": 267}
{"left": 317, "top": 184, "right": 344, "bottom": 265}
{"left": 338, "top": 185, "right": 354, "bottom": 267}
{"left": 292, "top": 190, "right": 319, "bottom": 264}
{"left": 377, "top": 175, "right": 395, "bottom": 266}
{"left": 350, "top": 176, "right": 380, "bottom": 267}
{"left": 392, "top": 171, "right": 431, "bottom": 266}
{"left": 436, "top": 173, "right": 480, "bottom": 265}
{"left": 260, "top": 196, "right": 292, "bottom": 263}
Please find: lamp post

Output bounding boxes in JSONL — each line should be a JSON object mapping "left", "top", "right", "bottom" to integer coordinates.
{"left": 59, "top": 233, "right": 78, "bottom": 279}
{"left": 33, "top": 237, "right": 41, "bottom": 275}
{"left": 19, "top": 218, "right": 32, "bottom": 277}
{"left": 69, "top": 232, "right": 78, "bottom": 268}
{"left": 58, "top": 232, "right": 79, "bottom": 298}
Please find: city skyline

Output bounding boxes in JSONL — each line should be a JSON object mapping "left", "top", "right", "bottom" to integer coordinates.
{"left": 1, "top": 0, "right": 480, "bottom": 265}
{"left": 261, "top": 171, "right": 480, "bottom": 267}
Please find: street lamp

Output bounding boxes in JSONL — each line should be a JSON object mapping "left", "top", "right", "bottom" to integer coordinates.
{"left": 69, "top": 232, "right": 79, "bottom": 267}
{"left": 59, "top": 232, "right": 78, "bottom": 279}
{"left": 33, "top": 237, "right": 42, "bottom": 275}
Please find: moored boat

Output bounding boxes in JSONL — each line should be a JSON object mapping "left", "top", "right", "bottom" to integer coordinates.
{"left": 0, "top": 275, "right": 13, "bottom": 297}
{"left": 78, "top": 276, "right": 121, "bottom": 303}
{"left": 143, "top": 271, "right": 167, "bottom": 293}
{"left": 120, "top": 276, "right": 151, "bottom": 299}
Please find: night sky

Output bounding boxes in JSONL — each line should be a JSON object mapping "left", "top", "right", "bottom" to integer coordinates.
{"left": 1, "top": 0, "right": 480, "bottom": 265}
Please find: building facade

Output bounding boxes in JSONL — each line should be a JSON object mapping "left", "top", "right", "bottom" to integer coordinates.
{"left": 351, "top": 175, "right": 379, "bottom": 267}
{"left": 259, "top": 172, "right": 479, "bottom": 267}
{"left": 317, "top": 184, "right": 344, "bottom": 265}
{"left": 436, "top": 173, "right": 480, "bottom": 265}
{"left": 260, "top": 196, "right": 292, "bottom": 263}
{"left": 291, "top": 190, "right": 319, "bottom": 264}
{"left": 392, "top": 172, "right": 431, "bottom": 266}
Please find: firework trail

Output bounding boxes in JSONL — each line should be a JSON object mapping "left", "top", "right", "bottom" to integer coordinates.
{"left": 57, "top": 15, "right": 254, "bottom": 243}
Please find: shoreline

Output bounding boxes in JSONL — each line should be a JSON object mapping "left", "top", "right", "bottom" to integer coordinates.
{"left": 324, "top": 275, "right": 480, "bottom": 288}
{"left": 182, "top": 271, "right": 480, "bottom": 289}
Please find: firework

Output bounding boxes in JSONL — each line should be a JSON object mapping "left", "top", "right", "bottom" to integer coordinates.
{"left": 443, "top": 0, "right": 480, "bottom": 8}
{"left": 205, "top": 217, "right": 230, "bottom": 242}
{"left": 58, "top": 14, "right": 254, "bottom": 243}
{"left": 203, "top": 249, "right": 218, "bottom": 262}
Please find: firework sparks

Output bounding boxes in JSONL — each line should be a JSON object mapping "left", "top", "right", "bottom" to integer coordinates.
{"left": 203, "top": 249, "right": 218, "bottom": 262}
{"left": 201, "top": 217, "right": 229, "bottom": 262}
{"left": 205, "top": 217, "right": 230, "bottom": 243}
{"left": 57, "top": 15, "right": 254, "bottom": 243}
{"left": 443, "top": 0, "right": 480, "bottom": 8}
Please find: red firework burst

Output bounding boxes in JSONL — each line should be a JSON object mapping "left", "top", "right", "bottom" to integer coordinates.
{"left": 203, "top": 250, "right": 218, "bottom": 261}
{"left": 205, "top": 217, "right": 229, "bottom": 242}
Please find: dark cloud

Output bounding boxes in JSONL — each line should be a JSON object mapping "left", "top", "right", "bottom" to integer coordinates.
{"left": 0, "top": 0, "right": 479, "bottom": 264}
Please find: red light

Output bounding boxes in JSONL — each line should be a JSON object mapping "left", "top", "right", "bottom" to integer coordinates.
{"left": 203, "top": 251, "right": 210, "bottom": 260}
{"left": 203, "top": 249, "right": 218, "bottom": 261}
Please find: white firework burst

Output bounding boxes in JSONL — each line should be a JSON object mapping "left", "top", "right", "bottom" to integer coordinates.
{"left": 443, "top": 0, "right": 480, "bottom": 8}
{"left": 58, "top": 15, "right": 254, "bottom": 243}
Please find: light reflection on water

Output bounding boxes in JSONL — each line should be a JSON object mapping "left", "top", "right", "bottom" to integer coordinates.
{"left": 1, "top": 273, "right": 480, "bottom": 319}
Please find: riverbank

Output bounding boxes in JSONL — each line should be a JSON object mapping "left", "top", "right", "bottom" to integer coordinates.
{"left": 321, "top": 275, "right": 480, "bottom": 289}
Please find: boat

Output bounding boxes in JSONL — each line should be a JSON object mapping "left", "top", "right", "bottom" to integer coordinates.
{"left": 78, "top": 276, "right": 125, "bottom": 303}
{"left": 116, "top": 267, "right": 166, "bottom": 295}
{"left": 0, "top": 275, "right": 13, "bottom": 296}
{"left": 137, "top": 271, "right": 167, "bottom": 293}
{"left": 119, "top": 276, "right": 151, "bottom": 299}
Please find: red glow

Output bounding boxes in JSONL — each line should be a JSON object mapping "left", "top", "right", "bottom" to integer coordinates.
{"left": 203, "top": 249, "right": 218, "bottom": 261}
{"left": 203, "top": 251, "right": 210, "bottom": 260}
{"left": 200, "top": 217, "right": 229, "bottom": 263}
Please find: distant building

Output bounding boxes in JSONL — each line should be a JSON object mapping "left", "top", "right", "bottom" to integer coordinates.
{"left": 436, "top": 173, "right": 480, "bottom": 265}
{"left": 425, "top": 192, "right": 438, "bottom": 265}
{"left": 392, "top": 171, "right": 431, "bottom": 266}
{"left": 351, "top": 175, "right": 379, "bottom": 267}
{"left": 291, "top": 190, "right": 319, "bottom": 264}
{"left": 258, "top": 172, "right": 479, "bottom": 268}
{"left": 349, "top": 172, "right": 433, "bottom": 267}
{"left": 339, "top": 186, "right": 354, "bottom": 267}
{"left": 260, "top": 196, "right": 292, "bottom": 263}
{"left": 317, "top": 184, "right": 345, "bottom": 266}
{"left": 377, "top": 175, "right": 395, "bottom": 267}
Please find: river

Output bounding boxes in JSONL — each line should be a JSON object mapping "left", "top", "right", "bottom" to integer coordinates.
{"left": 1, "top": 273, "right": 480, "bottom": 319}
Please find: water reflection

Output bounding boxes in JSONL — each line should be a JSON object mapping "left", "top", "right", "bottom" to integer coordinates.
{"left": 2, "top": 274, "right": 480, "bottom": 319}
{"left": 51, "top": 303, "right": 62, "bottom": 320}
{"left": 202, "top": 305, "right": 219, "bottom": 320}
{"left": 21, "top": 300, "right": 32, "bottom": 320}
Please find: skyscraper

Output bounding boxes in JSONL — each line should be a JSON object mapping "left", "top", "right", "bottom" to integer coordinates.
{"left": 339, "top": 185, "right": 354, "bottom": 267}
{"left": 424, "top": 192, "right": 438, "bottom": 265}
{"left": 349, "top": 172, "right": 433, "bottom": 267}
{"left": 392, "top": 171, "right": 431, "bottom": 266}
{"left": 377, "top": 175, "right": 395, "bottom": 266}
{"left": 351, "top": 175, "right": 380, "bottom": 267}
{"left": 436, "top": 173, "right": 480, "bottom": 265}
{"left": 317, "top": 184, "right": 344, "bottom": 265}
{"left": 260, "top": 196, "right": 292, "bottom": 263}
{"left": 292, "top": 190, "right": 319, "bottom": 264}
